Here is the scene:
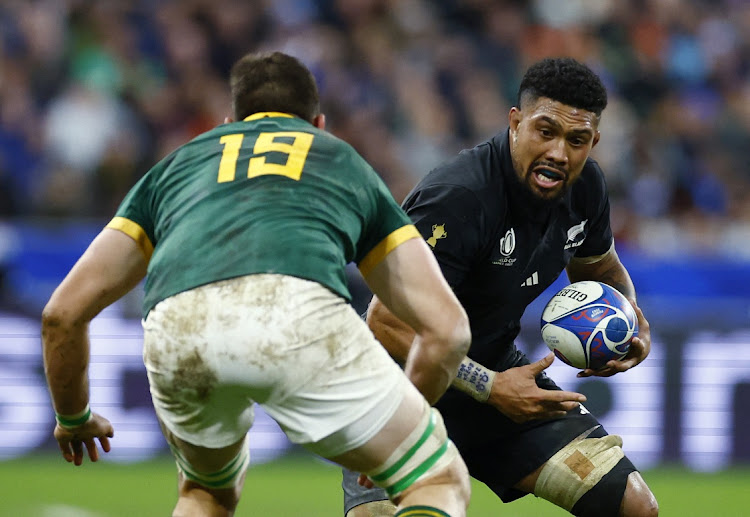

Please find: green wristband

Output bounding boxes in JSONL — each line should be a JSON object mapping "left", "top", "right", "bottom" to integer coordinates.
{"left": 55, "top": 404, "right": 92, "bottom": 429}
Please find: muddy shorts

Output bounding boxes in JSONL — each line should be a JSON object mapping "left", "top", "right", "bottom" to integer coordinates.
{"left": 143, "top": 273, "right": 408, "bottom": 457}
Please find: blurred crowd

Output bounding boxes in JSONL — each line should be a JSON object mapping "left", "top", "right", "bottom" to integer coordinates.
{"left": 2, "top": 0, "right": 750, "bottom": 258}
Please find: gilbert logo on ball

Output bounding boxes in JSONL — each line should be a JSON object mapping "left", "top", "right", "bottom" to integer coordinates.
{"left": 540, "top": 281, "right": 638, "bottom": 370}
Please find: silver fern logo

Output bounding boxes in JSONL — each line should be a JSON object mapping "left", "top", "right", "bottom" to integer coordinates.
{"left": 499, "top": 228, "right": 516, "bottom": 257}
{"left": 565, "top": 219, "right": 588, "bottom": 249}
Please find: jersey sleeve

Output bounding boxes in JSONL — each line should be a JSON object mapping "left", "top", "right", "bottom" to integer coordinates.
{"left": 354, "top": 160, "right": 420, "bottom": 277}
{"left": 104, "top": 161, "right": 163, "bottom": 262}
{"left": 403, "top": 183, "right": 484, "bottom": 287}
{"left": 574, "top": 162, "right": 614, "bottom": 258}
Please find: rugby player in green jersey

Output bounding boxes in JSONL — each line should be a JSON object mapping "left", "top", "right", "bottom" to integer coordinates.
{"left": 41, "top": 51, "right": 472, "bottom": 517}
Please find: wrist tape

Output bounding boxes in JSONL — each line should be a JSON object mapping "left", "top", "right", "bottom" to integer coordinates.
{"left": 55, "top": 404, "right": 92, "bottom": 429}
{"left": 452, "top": 357, "right": 495, "bottom": 402}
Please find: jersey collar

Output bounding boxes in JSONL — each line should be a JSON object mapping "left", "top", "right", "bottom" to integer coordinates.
{"left": 243, "top": 112, "right": 296, "bottom": 121}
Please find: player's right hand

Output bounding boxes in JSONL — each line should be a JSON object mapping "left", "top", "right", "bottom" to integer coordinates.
{"left": 486, "top": 353, "right": 586, "bottom": 423}
{"left": 54, "top": 412, "right": 114, "bottom": 466}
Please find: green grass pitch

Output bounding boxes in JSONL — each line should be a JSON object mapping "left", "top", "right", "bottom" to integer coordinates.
{"left": 2, "top": 453, "right": 749, "bottom": 516}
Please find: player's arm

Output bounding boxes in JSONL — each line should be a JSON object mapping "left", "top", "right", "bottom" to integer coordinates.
{"left": 361, "top": 237, "right": 471, "bottom": 405}
{"left": 566, "top": 244, "right": 651, "bottom": 377}
{"left": 367, "top": 294, "right": 586, "bottom": 422}
{"left": 42, "top": 228, "right": 148, "bottom": 465}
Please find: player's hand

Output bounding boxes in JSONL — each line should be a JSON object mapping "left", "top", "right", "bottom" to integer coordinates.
{"left": 357, "top": 473, "right": 375, "bottom": 489}
{"left": 53, "top": 412, "right": 114, "bottom": 466}
{"left": 487, "top": 353, "right": 586, "bottom": 423}
{"left": 578, "top": 303, "right": 651, "bottom": 378}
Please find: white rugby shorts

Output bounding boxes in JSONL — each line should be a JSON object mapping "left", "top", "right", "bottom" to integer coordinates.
{"left": 143, "top": 273, "right": 408, "bottom": 457}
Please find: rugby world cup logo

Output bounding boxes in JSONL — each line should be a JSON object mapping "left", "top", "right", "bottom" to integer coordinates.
{"left": 499, "top": 228, "right": 516, "bottom": 257}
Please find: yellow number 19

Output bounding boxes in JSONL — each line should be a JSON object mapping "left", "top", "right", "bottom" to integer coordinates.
{"left": 217, "top": 131, "right": 314, "bottom": 183}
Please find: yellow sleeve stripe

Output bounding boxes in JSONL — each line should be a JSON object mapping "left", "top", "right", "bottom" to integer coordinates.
{"left": 106, "top": 216, "right": 154, "bottom": 262}
{"left": 243, "top": 112, "right": 295, "bottom": 121}
{"left": 358, "top": 225, "right": 422, "bottom": 278}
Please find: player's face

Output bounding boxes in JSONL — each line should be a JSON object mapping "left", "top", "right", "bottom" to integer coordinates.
{"left": 508, "top": 97, "right": 600, "bottom": 201}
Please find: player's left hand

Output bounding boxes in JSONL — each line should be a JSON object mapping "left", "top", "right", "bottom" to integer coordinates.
{"left": 578, "top": 302, "right": 651, "bottom": 378}
{"left": 54, "top": 412, "right": 114, "bottom": 466}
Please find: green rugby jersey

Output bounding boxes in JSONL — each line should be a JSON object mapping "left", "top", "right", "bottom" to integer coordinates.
{"left": 107, "top": 112, "right": 419, "bottom": 317}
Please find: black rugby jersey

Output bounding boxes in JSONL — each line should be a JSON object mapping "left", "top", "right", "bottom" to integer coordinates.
{"left": 402, "top": 129, "right": 613, "bottom": 368}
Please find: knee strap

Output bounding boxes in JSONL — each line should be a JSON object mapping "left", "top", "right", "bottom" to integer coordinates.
{"left": 571, "top": 456, "right": 636, "bottom": 517}
{"left": 367, "top": 404, "right": 458, "bottom": 500}
{"left": 171, "top": 436, "right": 250, "bottom": 489}
{"left": 534, "top": 427, "right": 625, "bottom": 511}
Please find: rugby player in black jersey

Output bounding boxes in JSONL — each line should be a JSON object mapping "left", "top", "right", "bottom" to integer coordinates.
{"left": 343, "top": 58, "right": 659, "bottom": 517}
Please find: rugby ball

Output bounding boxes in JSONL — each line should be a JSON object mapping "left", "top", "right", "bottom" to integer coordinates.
{"left": 540, "top": 281, "right": 638, "bottom": 370}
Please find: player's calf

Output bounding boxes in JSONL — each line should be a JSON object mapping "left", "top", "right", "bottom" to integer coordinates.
{"left": 346, "top": 500, "right": 398, "bottom": 517}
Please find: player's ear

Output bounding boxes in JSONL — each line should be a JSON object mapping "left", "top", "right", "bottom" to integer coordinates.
{"left": 224, "top": 116, "right": 235, "bottom": 124}
{"left": 508, "top": 107, "right": 522, "bottom": 144}
{"left": 591, "top": 130, "right": 601, "bottom": 149}
{"left": 312, "top": 113, "right": 325, "bottom": 130}
{"left": 508, "top": 107, "right": 521, "bottom": 132}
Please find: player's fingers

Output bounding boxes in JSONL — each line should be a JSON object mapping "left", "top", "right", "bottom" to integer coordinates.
{"left": 608, "top": 349, "right": 642, "bottom": 373}
{"left": 99, "top": 435, "right": 112, "bottom": 453}
{"left": 588, "top": 367, "right": 618, "bottom": 377}
{"left": 57, "top": 440, "right": 74, "bottom": 463}
{"left": 547, "top": 389, "right": 586, "bottom": 403}
{"left": 529, "top": 352, "right": 555, "bottom": 374}
{"left": 613, "top": 358, "right": 638, "bottom": 372}
{"left": 628, "top": 337, "right": 647, "bottom": 359}
{"left": 633, "top": 304, "right": 647, "bottom": 324}
{"left": 540, "top": 397, "right": 581, "bottom": 412}
{"left": 357, "top": 473, "right": 375, "bottom": 489}
{"left": 85, "top": 438, "right": 99, "bottom": 462}
{"left": 534, "top": 404, "right": 571, "bottom": 419}
{"left": 557, "top": 401, "right": 583, "bottom": 412}
{"left": 72, "top": 440, "right": 84, "bottom": 466}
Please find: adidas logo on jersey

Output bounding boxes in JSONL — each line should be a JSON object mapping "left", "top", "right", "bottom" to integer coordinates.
{"left": 521, "top": 272, "right": 539, "bottom": 287}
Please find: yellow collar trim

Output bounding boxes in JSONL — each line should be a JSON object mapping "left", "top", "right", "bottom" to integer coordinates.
{"left": 244, "top": 112, "right": 295, "bottom": 121}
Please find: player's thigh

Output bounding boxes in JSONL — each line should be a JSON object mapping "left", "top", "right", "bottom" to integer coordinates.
{"left": 328, "top": 381, "right": 468, "bottom": 504}
{"left": 157, "top": 414, "right": 247, "bottom": 474}
{"left": 328, "top": 381, "right": 426, "bottom": 473}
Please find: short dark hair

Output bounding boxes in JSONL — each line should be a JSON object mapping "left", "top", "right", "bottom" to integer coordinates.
{"left": 517, "top": 57, "right": 608, "bottom": 117}
{"left": 229, "top": 51, "right": 320, "bottom": 122}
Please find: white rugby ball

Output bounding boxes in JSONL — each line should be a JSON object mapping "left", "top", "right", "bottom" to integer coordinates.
{"left": 540, "top": 281, "right": 638, "bottom": 370}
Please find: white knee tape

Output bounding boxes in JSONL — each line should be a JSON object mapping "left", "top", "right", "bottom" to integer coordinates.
{"left": 367, "top": 404, "right": 458, "bottom": 499}
{"left": 534, "top": 430, "right": 625, "bottom": 511}
{"left": 171, "top": 436, "right": 250, "bottom": 489}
